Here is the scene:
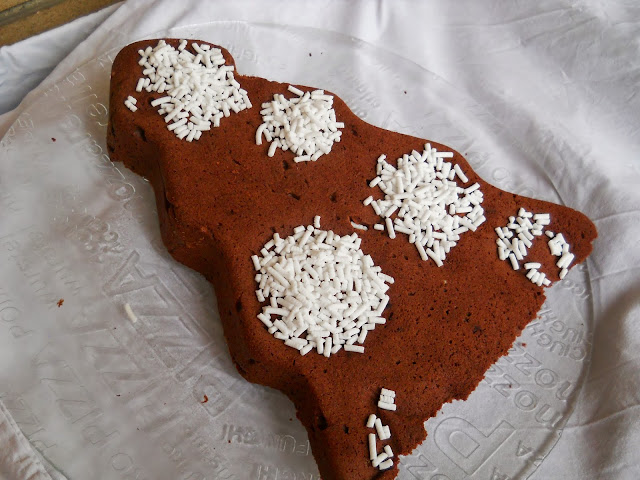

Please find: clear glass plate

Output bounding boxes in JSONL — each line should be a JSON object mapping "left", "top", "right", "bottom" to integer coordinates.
{"left": 0, "top": 22, "right": 593, "bottom": 480}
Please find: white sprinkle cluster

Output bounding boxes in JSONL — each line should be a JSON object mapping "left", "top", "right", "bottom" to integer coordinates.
{"left": 547, "top": 232, "right": 574, "bottom": 279}
{"left": 497, "top": 209, "right": 575, "bottom": 285}
{"left": 496, "top": 208, "right": 549, "bottom": 272}
{"left": 365, "top": 144, "right": 484, "bottom": 266}
{"left": 131, "top": 39, "right": 251, "bottom": 141}
{"left": 124, "top": 95, "right": 137, "bottom": 112}
{"left": 366, "top": 388, "right": 397, "bottom": 472}
{"left": 256, "top": 85, "right": 344, "bottom": 162}
{"left": 252, "top": 219, "right": 393, "bottom": 357}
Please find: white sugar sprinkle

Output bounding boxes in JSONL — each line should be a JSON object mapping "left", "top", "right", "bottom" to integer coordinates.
{"left": 351, "top": 221, "right": 368, "bottom": 231}
{"left": 268, "top": 140, "right": 278, "bottom": 157}
{"left": 287, "top": 84, "right": 304, "bottom": 96}
{"left": 344, "top": 344, "right": 365, "bottom": 353}
{"left": 133, "top": 40, "right": 251, "bottom": 141}
{"left": 252, "top": 219, "right": 392, "bottom": 357}
{"left": 365, "top": 145, "right": 484, "bottom": 266}
{"left": 124, "top": 100, "right": 138, "bottom": 112}
{"left": 368, "top": 433, "right": 377, "bottom": 460}
{"left": 256, "top": 86, "right": 343, "bottom": 162}
{"left": 372, "top": 452, "right": 388, "bottom": 468}
{"left": 366, "top": 414, "right": 377, "bottom": 428}
{"left": 453, "top": 163, "right": 468, "bottom": 183}
{"left": 384, "top": 445, "right": 394, "bottom": 458}
{"left": 381, "top": 388, "right": 396, "bottom": 398}
{"left": 509, "top": 253, "right": 519, "bottom": 270}
{"left": 385, "top": 217, "right": 396, "bottom": 239}
{"left": 374, "top": 418, "right": 385, "bottom": 439}
{"left": 124, "top": 303, "right": 138, "bottom": 323}
{"left": 378, "top": 401, "right": 397, "bottom": 411}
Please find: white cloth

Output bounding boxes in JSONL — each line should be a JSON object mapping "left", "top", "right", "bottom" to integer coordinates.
{"left": 0, "top": 3, "right": 121, "bottom": 120}
{"left": 0, "top": 1, "right": 638, "bottom": 479}
{"left": 0, "top": 401, "right": 51, "bottom": 480}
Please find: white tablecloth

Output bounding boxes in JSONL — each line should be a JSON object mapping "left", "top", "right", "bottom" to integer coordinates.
{"left": 0, "top": 1, "right": 638, "bottom": 479}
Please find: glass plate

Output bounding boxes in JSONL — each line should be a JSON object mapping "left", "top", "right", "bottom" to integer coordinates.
{"left": 0, "top": 22, "right": 593, "bottom": 480}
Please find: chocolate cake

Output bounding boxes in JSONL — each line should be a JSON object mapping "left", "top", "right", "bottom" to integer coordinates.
{"left": 107, "top": 39, "right": 597, "bottom": 479}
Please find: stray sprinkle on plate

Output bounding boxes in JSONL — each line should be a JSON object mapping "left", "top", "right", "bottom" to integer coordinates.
{"left": 124, "top": 303, "right": 138, "bottom": 323}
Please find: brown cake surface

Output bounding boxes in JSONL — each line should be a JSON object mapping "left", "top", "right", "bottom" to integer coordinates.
{"left": 107, "top": 39, "right": 597, "bottom": 479}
